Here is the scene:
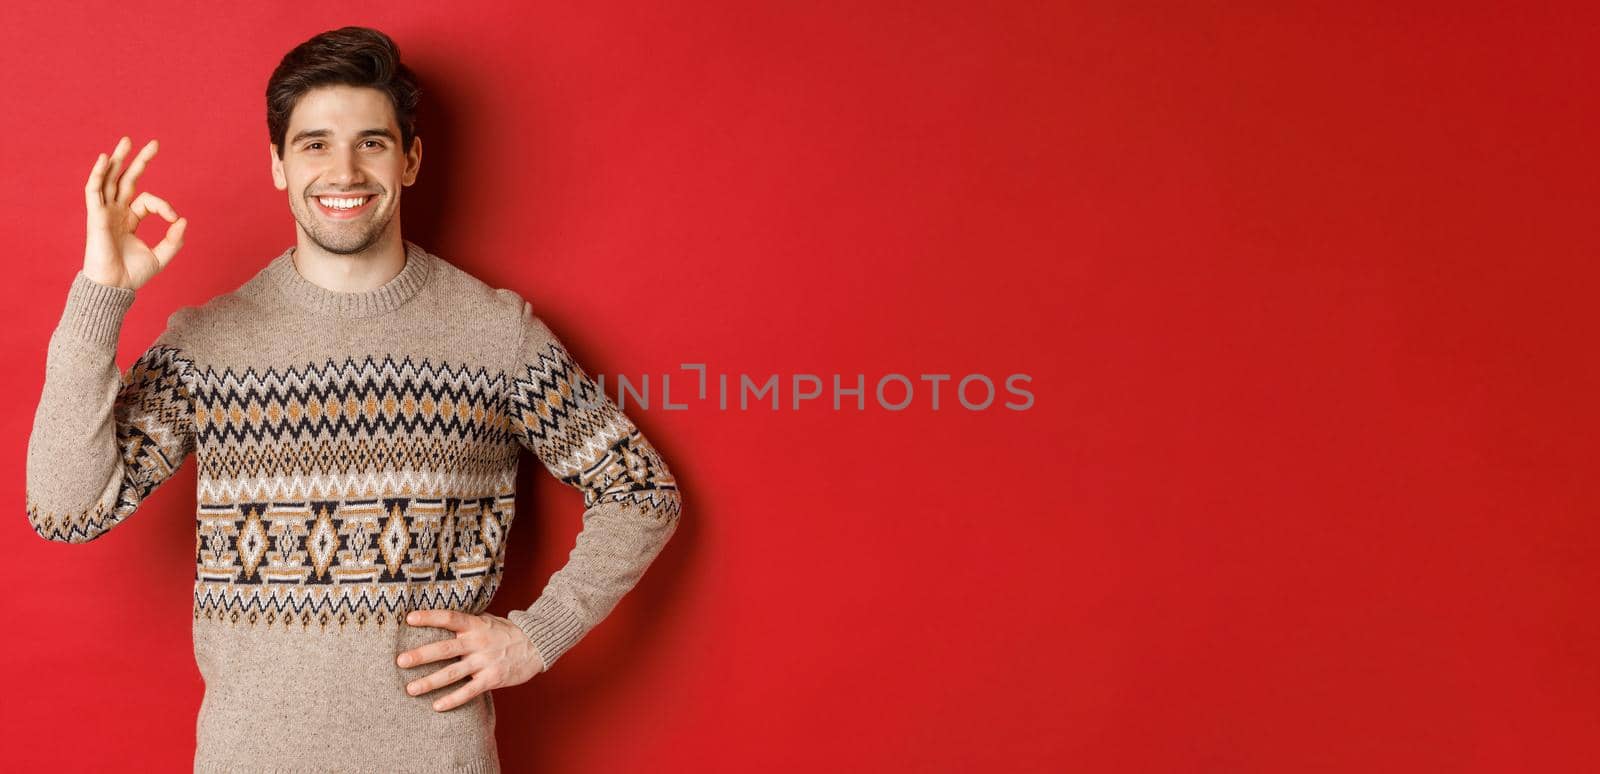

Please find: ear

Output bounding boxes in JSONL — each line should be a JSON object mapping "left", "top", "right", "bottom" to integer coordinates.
{"left": 269, "top": 143, "right": 286, "bottom": 190}
{"left": 402, "top": 135, "right": 422, "bottom": 187}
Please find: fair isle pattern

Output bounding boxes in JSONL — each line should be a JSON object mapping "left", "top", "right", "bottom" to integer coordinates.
{"left": 189, "top": 355, "right": 514, "bottom": 503}
{"left": 27, "top": 344, "right": 196, "bottom": 543}
{"left": 186, "top": 354, "right": 521, "bottom": 630}
{"left": 508, "top": 338, "right": 681, "bottom": 522}
{"left": 193, "top": 495, "right": 517, "bottom": 630}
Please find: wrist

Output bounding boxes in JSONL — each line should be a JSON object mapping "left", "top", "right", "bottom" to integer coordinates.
{"left": 59, "top": 270, "right": 137, "bottom": 346}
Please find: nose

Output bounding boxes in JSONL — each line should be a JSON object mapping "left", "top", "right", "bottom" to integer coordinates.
{"left": 326, "top": 145, "right": 366, "bottom": 186}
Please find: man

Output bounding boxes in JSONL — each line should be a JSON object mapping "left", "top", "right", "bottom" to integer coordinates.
{"left": 25, "top": 26, "right": 682, "bottom": 773}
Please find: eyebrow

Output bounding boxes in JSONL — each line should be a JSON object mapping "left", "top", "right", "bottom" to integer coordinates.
{"left": 289, "top": 127, "right": 398, "bottom": 145}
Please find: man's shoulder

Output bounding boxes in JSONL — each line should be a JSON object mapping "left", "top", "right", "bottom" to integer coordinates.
{"left": 424, "top": 251, "right": 554, "bottom": 371}
{"left": 187, "top": 281, "right": 262, "bottom": 321}
{"left": 426, "top": 252, "right": 569, "bottom": 366}
{"left": 155, "top": 259, "right": 278, "bottom": 351}
{"left": 428, "top": 251, "right": 540, "bottom": 335}
{"left": 427, "top": 250, "right": 529, "bottom": 314}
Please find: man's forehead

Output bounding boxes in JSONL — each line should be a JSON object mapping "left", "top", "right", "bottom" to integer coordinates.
{"left": 288, "top": 87, "right": 397, "bottom": 131}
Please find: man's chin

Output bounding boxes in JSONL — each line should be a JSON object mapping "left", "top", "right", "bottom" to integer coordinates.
{"left": 307, "top": 232, "right": 378, "bottom": 256}
{"left": 297, "top": 219, "right": 380, "bottom": 255}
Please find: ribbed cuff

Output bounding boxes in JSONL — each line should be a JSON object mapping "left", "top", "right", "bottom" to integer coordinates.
{"left": 58, "top": 271, "right": 136, "bottom": 348}
{"left": 506, "top": 594, "right": 588, "bottom": 673}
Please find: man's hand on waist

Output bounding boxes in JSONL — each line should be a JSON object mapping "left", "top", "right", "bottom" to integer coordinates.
{"left": 396, "top": 609, "right": 547, "bottom": 711}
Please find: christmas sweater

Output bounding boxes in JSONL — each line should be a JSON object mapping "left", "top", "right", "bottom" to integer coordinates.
{"left": 25, "top": 240, "right": 682, "bottom": 773}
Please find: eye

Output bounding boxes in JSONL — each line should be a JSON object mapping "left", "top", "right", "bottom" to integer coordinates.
{"left": 363, "top": 140, "right": 385, "bottom": 149}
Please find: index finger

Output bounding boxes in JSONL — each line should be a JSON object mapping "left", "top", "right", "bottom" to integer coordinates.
{"left": 405, "top": 609, "right": 470, "bottom": 631}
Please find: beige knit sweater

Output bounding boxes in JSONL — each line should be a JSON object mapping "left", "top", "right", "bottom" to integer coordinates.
{"left": 25, "top": 239, "right": 682, "bottom": 773}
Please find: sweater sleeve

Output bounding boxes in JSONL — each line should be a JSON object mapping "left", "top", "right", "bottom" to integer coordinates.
{"left": 501, "top": 301, "right": 683, "bottom": 672}
{"left": 25, "top": 271, "right": 197, "bottom": 544}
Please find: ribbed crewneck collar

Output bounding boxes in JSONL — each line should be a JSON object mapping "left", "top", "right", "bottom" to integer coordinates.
{"left": 266, "top": 239, "right": 436, "bottom": 318}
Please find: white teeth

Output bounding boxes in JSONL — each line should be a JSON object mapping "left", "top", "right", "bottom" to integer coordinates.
{"left": 317, "top": 196, "right": 369, "bottom": 210}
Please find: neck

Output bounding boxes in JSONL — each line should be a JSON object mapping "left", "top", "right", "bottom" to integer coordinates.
{"left": 270, "top": 236, "right": 436, "bottom": 319}
{"left": 290, "top": 228, "right": 408, "bottom": 293}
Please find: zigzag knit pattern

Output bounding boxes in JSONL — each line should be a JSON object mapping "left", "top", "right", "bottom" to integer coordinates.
{"left": 149, "top": 343, "right": 676, "bottom": 631}
{"left": 508, "top": 338, "right": 681, "bottom": 517}
{"left": 27, "top": 344, "right": 196, "bottom": 543}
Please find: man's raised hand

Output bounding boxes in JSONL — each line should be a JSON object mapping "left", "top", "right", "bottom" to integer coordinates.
{"left": 83, "top": 135, "right": 188, "bottom": 290}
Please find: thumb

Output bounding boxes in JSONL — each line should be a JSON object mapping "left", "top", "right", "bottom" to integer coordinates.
{"left": 152, "top": 216, "right": 187, "bottom": 267}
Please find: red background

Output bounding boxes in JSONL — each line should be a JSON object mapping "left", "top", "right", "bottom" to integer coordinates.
{"left": 2, "top": 2, "right": 1596, "bottom": 771}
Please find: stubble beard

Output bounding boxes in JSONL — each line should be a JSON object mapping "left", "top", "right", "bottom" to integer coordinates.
{"left": 295, "top": 192, "right": 392, "bottom": 256}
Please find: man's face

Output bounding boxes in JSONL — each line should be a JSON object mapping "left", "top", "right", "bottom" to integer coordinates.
{"left": 270, "top": 84, "right": 421, "bottom": 255}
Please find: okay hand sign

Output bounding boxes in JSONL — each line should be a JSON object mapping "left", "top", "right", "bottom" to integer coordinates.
{"left": 83, "top": 135, "right": 188, "bottom": 291}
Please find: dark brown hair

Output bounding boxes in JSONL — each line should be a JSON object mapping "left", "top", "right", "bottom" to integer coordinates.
{"left": 266, "top": 26, "right": 421, "bottom": 159}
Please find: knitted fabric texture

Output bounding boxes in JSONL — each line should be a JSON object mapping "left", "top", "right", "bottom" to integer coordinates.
{"left": 25, "top": 240, "right": 682, "bottom": 773}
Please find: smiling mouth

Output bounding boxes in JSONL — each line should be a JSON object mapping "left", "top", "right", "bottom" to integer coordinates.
{"left": 312, "top": 194, "right": 377, "bottom": 219}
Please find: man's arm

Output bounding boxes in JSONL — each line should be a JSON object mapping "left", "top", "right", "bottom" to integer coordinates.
{"left": 27, "top": 135, "right": 194, "bottom": 543}
{"left": 503, "top": 302, "right": 683, "bottom": 672}
{"left": 25, "top": 271, "right": 197, "bottom": 543}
